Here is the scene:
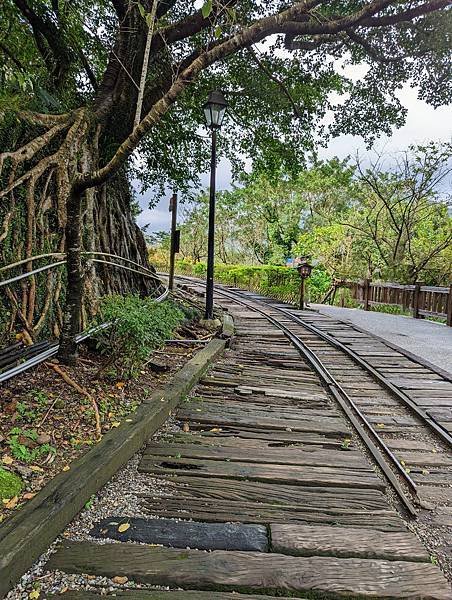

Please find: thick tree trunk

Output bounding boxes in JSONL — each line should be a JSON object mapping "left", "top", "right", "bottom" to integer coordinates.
{"left": 0, "top": 158, "right": 156, "bottom": 345}
{"left": 58, "top": 187, "right": 83, "bottom": 364}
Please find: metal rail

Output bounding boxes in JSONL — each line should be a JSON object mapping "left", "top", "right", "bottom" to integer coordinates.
{"left": 247, "top": 292, "right": 452, "bottom": 448}
{"left": 174, "top": 275, "right": 420, "bottom": 518}
{"left": 0, "top": 323, "right": 110, "bottom": 384}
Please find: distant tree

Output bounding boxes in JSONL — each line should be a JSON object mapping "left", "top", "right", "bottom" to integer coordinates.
{"left": 296, "top": 142, "right": 452, "bottom": 284}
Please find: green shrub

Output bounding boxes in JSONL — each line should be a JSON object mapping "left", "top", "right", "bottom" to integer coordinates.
{"left": 174, "top": 262, "right": 332, "bottom": 306}
{"left": 94, "top": 296, "right": 184, "bottom": 378}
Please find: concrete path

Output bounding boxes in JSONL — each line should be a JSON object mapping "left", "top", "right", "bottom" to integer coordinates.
{"left": 311, "top": 304, "right": 452, "bottom": 376}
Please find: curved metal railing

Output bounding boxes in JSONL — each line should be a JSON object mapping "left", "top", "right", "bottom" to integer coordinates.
{"left": 0, "top": 252, "right": 169, "bottom": 382}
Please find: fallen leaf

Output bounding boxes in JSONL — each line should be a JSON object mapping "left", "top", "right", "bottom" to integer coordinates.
{"left": 376, "top": 423, "right": 385, "bottom": 428}
{"left": 125, "top": 419, "right": 133, "bottom": 423}
{"left": 29, "top": 465, "right": 44, "bottom": 473}
{"left": 2, "top": 455, "right": 13, "bottom": 465}
{"left": 111, "top": 422, "right": 121, "bottom": 428}
{"left": 112, "top": 576, "right": 128, "bottom": 584}
{"left": 115, "top": 381, "right": 125, "bottom": 389}
{"left": 29, "top": 590, "right": 40, "bottom": 599}
{"left": 118, "top": 523, "right": 130, "bottom": 533}
{"left": 209, "top": 428, "right": 222, "bottom": 433}
{"left": 182, "top": 423, "right": 190, "bottom": 432}
{"left": 60, "top": 587, "right": 68, "bottom": 594}
{"left": 4, "top": 496, "right": 19, "bottom": 509}
{"left": 23, "top": 492, "right": 36, "bottom": 500}
{"left": 62, "top": 465, "right": 70, "bottom": 472}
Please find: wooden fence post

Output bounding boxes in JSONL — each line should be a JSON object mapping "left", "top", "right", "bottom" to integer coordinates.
{"left": 447, "top": 284, "right": 452, "bottom": 327}
{"left": 413, "top": 282, "right": 422, "bottom": 319}
{"left": 363, "top": 279, "right": 371, "bottom": 311}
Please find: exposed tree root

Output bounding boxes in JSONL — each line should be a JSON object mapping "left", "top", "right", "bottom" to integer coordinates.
{"left": 45, "top": 361, "right": 102, "bottom": 440}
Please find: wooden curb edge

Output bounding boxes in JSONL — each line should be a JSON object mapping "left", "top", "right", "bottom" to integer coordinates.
{"left": 0, "top": 327, "right": 230, "bottom": 598}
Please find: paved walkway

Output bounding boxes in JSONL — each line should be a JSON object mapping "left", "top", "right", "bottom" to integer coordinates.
{"left": 311, "top": 304, "right": 452, "bottom": 376}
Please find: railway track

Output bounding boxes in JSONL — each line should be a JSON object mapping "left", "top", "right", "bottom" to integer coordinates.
{"left": 4, "top": 277, "right": 452, "bottom": 598}
{"left": 177, "top": 276, "right": 452, "bottom": 513}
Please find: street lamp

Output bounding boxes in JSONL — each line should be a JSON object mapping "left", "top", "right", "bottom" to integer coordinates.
{"left": 203, "top": 90, "right": 228, "bottom": 319}
{"left": 296, "top": 258, "right": 313, "bottom": 310}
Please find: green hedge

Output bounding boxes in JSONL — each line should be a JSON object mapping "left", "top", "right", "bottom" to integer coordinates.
{"left": 175, "top": 260, "right": 331, "bottom": 304}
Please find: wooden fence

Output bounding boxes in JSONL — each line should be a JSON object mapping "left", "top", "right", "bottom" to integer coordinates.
{"left": 345, "top": 280, "right": 452, "bottom": 326}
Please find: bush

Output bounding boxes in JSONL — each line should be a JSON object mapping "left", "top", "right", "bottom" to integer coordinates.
{"left": 173, "top": 262, "right": 332, "bottom": 305}
{"left": 94, "top": 296, "right": 184, "bottom": 378}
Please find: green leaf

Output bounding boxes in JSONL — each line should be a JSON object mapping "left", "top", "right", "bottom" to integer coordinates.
{"left": 145, "top": 13, "right": 154, "bottom": 27}
{"left": 226, "top": 7, "right": 237, "bottom": 22}
{"left": 201, "top": 0, "right": 213, "bottom": 18}
{"left": 137, "top": 2, "right": 146, "bottom": 19}
{"left": 214, "top": 25, "right": 222, "bottom": 39}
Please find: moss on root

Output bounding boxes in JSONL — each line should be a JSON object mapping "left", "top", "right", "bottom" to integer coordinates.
{"left": 0, "top": 468, "right": 23, "bottom": 500}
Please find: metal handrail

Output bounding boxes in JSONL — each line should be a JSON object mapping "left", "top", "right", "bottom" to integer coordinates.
{"left": 0, "top": 261, "right": 67, "bottom": 288}
{"left": 0, "top": 251, "right": 161, "bottom": 281}
{"left": 1, "top": 254, "right": 163, "bottom": 288}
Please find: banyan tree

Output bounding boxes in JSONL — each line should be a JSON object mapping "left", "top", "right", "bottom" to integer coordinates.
{"left": 0, "top": 0, "right": 451, "bottom": 361}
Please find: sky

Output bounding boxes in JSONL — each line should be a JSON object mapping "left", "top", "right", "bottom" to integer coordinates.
{"left": 136, "top": 81, "right": 452, "bottom": 233}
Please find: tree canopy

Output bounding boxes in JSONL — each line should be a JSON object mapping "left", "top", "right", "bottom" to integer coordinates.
{"left": 173, "top": 142, "right": 452, "bottom": 285}
{"left": 1, "top": 0, "right": 451, "bottom": 195}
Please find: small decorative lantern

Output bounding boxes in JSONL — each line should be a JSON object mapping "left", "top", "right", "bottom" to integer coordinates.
{"left": 297, "top": 261, "right": 313, "bottom": 279}
{"left": 296, "top": 258, "right": 313, "bottom": 309}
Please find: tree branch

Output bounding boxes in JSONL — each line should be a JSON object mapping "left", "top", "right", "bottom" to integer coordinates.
{"left": 78, "top": 0, "right": 323, "bottom": 190}
{"left": 248, "top": 48, "right": 304, "bottom": 119}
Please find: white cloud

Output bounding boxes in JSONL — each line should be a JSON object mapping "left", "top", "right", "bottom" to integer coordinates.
{"left": 320, "top": 83, "right": 452, "bottom": 161}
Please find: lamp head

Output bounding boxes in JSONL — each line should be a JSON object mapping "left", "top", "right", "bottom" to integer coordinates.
{"left": 297, "top": 260, "right": 313, "bottom": 278}
{"left": 203, "top": 90, "right": 228, "bottom": 130}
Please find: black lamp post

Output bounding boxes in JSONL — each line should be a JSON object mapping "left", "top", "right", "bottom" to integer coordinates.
{"left": 297, "top": 258, "right": 313, "bottom": 310}
{"left": 203, "top": 90, "right": 228, "bottom": 319}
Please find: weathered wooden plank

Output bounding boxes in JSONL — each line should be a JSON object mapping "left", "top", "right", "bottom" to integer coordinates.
{"left": 153, "top": 476, "right": 391, "bottom": 509}
{"left": 270, "top": 524, "right": 429, "bottom": 562}
{"left": 144, "top": 441, "right": 366, "bottom": 469}
{"left": 382, "top": 438, "right": 434, "bottom": 451}
{"left": 169, "top": 428, "right": 342, "bottom": 448}
{"left": 177, "top": 411, "right": 349, "bottom": 437}
{"left": 138, "top": 456, "right": 383, "bottom": 490}
{"left": 52, "top": 592, "right": 298, "bottom": 600}
{"left": 141, "top": 498, "right": 405, "bottom": 531}
{"left": 398, "top": 451, "right": 452, "bottom": 467}
{"left": 426, "top": 409, "right": 452, "bottom": 422}
{"left": 182, "top": 399, "right": 335, "bottom": 421}
{"left": 416, "top": 485, "right": 452, "bottom": 504}
{"left": 91, "top": 518, "right": 268, "bottom": 552}
{"left": 47, "top": 542, "right": 452, "bottom": 599}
